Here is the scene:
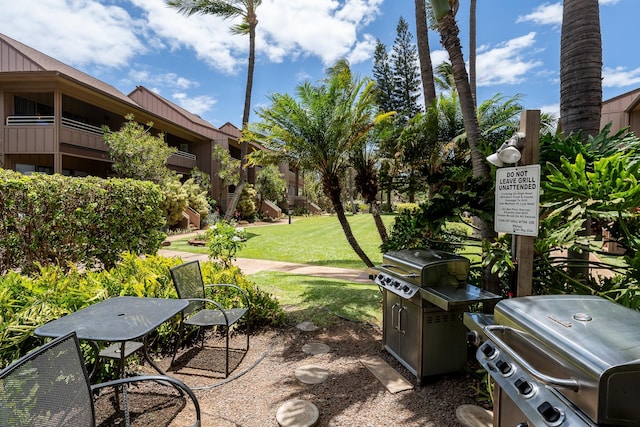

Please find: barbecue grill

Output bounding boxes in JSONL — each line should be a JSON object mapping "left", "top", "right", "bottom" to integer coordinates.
{"left": 466, "top": 295, "right": 640, "bottom": 426}
{"left": 375, "top": 249, "right": 501, "bottom": 385}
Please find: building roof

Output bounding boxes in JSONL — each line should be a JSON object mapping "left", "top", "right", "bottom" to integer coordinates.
{"left": 0, "top": 33, "right": 138, "bottom": 107}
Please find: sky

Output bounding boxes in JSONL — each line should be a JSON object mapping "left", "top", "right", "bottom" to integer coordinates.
{"left": 1, "top": 0, "right": 638, "bottom": 128}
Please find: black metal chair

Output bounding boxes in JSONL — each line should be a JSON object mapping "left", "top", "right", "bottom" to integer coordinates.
{"left": 170, "top": 260, "right": 250, "bottom": 378}
{"left": 0, "top": 332, "right": 201, "bottom": 427}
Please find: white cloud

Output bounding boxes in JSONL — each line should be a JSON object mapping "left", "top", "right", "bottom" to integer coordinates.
{"left": 600, "top": 0, "right": 620, "bottom": 5}
{"left": 172, "top": 92, "right": 217, "bottom": 116}
{"left": 517, "top": 3, "right": 562, "bottom": 27}
{"left": 538, "top": 103, "right": 560, "bottom": 117}
{"left": 430, "top": 50, "right": 449, "bottom": 69}
{"left": 603, "top": 66, "right": 640, "bottom": 88}
{"left": 131, "top": 0, "right": 245, "bottom": 75}
{"left": 0, "top": 0, "right": 145, "bottom": 69}
{"left": 476, "top": 33, "right": 543, "bottom": 86}
{"left": 258, "top": 0, "right": 383, "bottom": 65}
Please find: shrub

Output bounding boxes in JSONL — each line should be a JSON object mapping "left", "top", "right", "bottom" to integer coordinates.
{"left": 205, "top": 220, "right": 246, "bottom": 268}
{"left": 0, "top": 253, "right": 285, "bottom": 371}
{"left": 0, "top": 169, "right": 166, "bottom": 274}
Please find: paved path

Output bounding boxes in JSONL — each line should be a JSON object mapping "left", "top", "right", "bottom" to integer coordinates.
{"left": 158, "top": 241, "right": 375, "bottom": 284}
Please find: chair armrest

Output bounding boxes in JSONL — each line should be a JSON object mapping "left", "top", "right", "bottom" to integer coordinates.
{"left": 184, "top": 297, "right": 231, "bottom": 325}
{"left": 91, "top": 375, "right": 201, "bottom": 427}
{"left": 204, "top": 283, "right": 251, "bottom": 309}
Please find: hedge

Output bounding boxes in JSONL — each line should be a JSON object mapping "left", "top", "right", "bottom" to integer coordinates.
{"left": 0, "top": 169, "right": 166, "bottom": 274}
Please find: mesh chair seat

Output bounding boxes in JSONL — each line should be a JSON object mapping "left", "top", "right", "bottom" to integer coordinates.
{"left": 185, "top": 307, "right": 249, "bottom": 328}
{"left": 170, "top": 260, "right": 250, "bottom": 378}
{"left": 0, "top": 332, "right": 201, "bottom": 427}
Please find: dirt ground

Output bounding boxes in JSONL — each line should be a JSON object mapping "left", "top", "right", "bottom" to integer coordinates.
{"left": 94, "top": 318, "right": 482, "bottom": 427}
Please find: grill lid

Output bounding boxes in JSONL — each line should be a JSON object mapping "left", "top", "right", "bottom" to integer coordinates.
{"left": 381, "top": 249, "right": 470, "bottom": 287}
{"left": 492, "top": 295, "right": 640, "bottom": 426}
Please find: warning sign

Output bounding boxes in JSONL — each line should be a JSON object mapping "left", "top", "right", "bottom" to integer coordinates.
{"left": 494, "top": 165, "right": 540, "bottom": 236}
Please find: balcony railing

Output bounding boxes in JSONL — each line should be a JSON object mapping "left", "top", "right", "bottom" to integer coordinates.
{"left": 6, "top": 115, "right": 55, "bottom": 125}
{"left": 61, "top": 117, "right": 104, "bottom": 136}
{"left": 173, "top": 150, "right": 196, "bottom": 160}
{"left": 6, "top": 116, "right": 104, "bottom": 136}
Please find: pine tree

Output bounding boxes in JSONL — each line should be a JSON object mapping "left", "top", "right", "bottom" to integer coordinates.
{"left": 372, "top": 40, "right": 395, "bottom": 114}
{"left": 391, "top": 17, "right": 423, "bottom": 122}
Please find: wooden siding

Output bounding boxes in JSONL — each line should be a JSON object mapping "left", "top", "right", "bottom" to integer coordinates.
{"left": 167, "top": 152, "right": 197, "bottom": 169}
{"left": 60, "top": 126, "right": 107, "bottom": 151}
{"left": 0, "top": 39, "right": 43, "bottom": 72}
{"left": 4, "top": 126, "right": 55, "bottom": 153}
{"left": 128, "top": 87, "right": 218, "bottom": 139}
{"left": 601, "top": 89, "right": 640, "bottom": 134}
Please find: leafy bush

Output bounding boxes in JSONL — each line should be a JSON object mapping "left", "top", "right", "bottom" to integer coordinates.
{"left": 205, "top": 220, "right": 247, "bottom": 267}
{"left": 0, "top": 253, "right": 285, "bottom": 371}
{"left": 0, "top": 169, "right": 166, "bottom": 274}
{"left": 396, "top": 203, "right": 419, "bottom": 214}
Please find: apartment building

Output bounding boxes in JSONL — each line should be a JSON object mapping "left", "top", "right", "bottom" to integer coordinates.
{"left": 601, "top": 87, "right": 640, "bottom": 134}
{"left": 0, "top": 33, "right": 302, "bottom": 215}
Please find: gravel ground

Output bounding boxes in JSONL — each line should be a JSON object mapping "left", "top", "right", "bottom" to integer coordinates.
{"left": 94, "top": 318, "right": 483, "bottom": 427}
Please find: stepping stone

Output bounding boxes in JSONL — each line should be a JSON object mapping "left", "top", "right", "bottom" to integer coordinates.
{"left": 455, "top": 404, "right": 493, "bottom": 427}
{"left": 276, "top": 399, "right": 319, "bottom": 427}
{"left": 301, "top": 342, "right": 330, "bottom": 355}
{"left": 295, "top": 365, "right": 329, "bottom": 384}
{"left": 296, "top": 321, "right": 318, "bottom": 331}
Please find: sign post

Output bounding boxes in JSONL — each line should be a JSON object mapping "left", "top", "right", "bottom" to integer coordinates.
{"left": 494, "top": 110, "right": 540, "bottom": 296}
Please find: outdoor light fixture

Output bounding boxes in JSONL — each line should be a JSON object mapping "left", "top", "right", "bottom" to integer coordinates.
{"left": 486, "top": 132, "right": 526, "bottom": 167}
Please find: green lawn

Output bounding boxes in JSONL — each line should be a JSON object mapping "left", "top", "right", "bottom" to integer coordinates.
{"left": 249, "top": 271, "right": 382, "bottom": 326}
{"left": 171, "top": 213, "right": 397, "bottom": 270}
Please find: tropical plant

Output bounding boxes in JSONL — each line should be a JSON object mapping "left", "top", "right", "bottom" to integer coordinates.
{"left": 205, "top": 220, "right": 246, "bottom": 268}
{"left": 246, "top": 60, "right": 393, "bottom": 267}
{"left": 167, "top": 0, "right": 262, "bottom": 221}
{"left": 103, "top": 114, "right": 176, "bottom": 184}
{"left": 254, "top": 163, "right": 287, "bottom": 210}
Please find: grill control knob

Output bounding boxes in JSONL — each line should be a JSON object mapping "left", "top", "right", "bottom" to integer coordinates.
{"left": 537, "top": 402, "right": 562, "bottom": 424}
{"left": 496, "top": 359, "right": 513, "bottom": 376}
{"left": 480, "top": 343, "right": 496, "bottom": 358}
{"left": 402, "top": 285, "right": 410, "bottom": 293}
{"left": 515, "top": 378, "right": 534, "bottom": 396}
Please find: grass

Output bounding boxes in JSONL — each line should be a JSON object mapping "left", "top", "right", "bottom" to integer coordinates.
{"left": 171, "top": 213, "right": 397, "bottom": 270}
{"left": 169, "top": 213, "right": 394, "bottom": 325}
{"left": 249, "top": 271, "right": 382, "bottom": 327}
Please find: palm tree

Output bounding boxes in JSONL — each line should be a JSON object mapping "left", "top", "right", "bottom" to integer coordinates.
{"left": 430, "top": 0, "right": 491, "bottom": 244}
{"left": 469, "top": 0, "right": 477, "bottom": 107}
{"left": 246, "top": 61, "right": 392, "bottom": 267}
{"left": 414, "top": 0, "right": 436, "bottom": 107}
{"left": 560, "top": 0, "right": 602, "bottom": 280}
{"left": 167, "top": 0, "right": 261, "bottom": 220}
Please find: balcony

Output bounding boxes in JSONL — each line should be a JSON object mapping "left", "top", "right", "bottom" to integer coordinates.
{"left": 168, "top": 150, "right": 197, "bottom": 169}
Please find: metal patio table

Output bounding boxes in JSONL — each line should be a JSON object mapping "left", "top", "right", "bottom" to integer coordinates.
{"left": 35, "top": 296, "right": 189, "bottom": 378}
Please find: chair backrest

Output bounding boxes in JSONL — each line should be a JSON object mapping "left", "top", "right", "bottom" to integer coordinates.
{"left": 170, "top": 260, "right": 206, "bottom": 316}
{"left": 0, "top": 332, "right": 95, "bottom": 427}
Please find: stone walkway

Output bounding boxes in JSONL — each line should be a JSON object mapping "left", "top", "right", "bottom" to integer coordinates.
{"left": 159, "top": 232, "right": 375, "bottom": 284}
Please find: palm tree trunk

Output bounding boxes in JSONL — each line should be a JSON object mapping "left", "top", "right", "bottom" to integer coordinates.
{"left": 225, "top": 16, "right": 258, "bottom": 220}
{"left": 325, "top": 176, "right": 374, "bottom": 267}
{"left": 414, "top": 0, "right": 436, "bottom": 107}
{"left": 435, "top": 12, "right": 488, "bottom": 182}
{"left": 370, "top": 202, "right": 389, "bottom": 243}
{"left": 469, "top": 0, "right": 477, "bottom": 107}
{"left": 560, "top": 0, "right": 602, "bottom": 280}
{"left": 434, "top": 4, "right": 498, "bottom": 293}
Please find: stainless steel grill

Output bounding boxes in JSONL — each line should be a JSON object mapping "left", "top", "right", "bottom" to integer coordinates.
{"left": 375, "top": 249, "right": 501, "bottom": 385}
{"left": 466, "top": 295, "right": 640, "bottom": 426}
